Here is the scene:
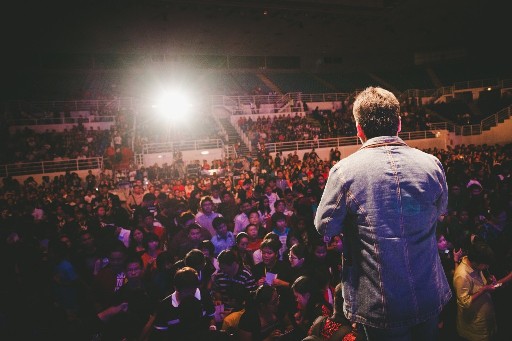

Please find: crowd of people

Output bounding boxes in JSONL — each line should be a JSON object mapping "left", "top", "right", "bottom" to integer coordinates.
{"left": 1, "top": 109, "right": 133, "bottom": 165}
{"left": 238, "top": 101, "right": 436, "bottom": 150}
{"left": 4, "top": 89, "right": 509, "bottom": 167}
{"left": 1, "top": 109, "right": 226, "bottom": 167}
{"left": 0, "top": 135, "right": 511, "bottom": 340}
{"left": 1, "top": 84, "right": 512, "bottom": 340}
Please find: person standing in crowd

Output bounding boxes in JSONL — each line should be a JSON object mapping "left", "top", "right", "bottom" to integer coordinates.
{"left": 315, "top": 86, "right": 451, "bottom": 340}
{"left": 453, "top": 239, "right": 501, "bottom": 341}
{"left": 125, "top": 184, "right": 144, "bottom": 214}
{"left": 92, "top": 241, "right": 129, "bottom": 310}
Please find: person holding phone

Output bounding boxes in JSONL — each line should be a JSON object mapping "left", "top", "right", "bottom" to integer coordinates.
{"left": 453, "top": 239, "right": 499, "bottom": 341}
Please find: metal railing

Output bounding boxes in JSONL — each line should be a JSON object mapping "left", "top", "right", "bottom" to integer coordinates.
{"left": 399, "top": 89, "right": 436, "bottom": 101}
{"left": 0, "top": 157, "right": 103, "bottom": 177}
{"left": 481, "top": 105, "right": 512, "bottom": 131}
{"left": 265, "top": 131, "right": 436, "bottom": 153}
{"left": 4, "top": 98, "right": 139, "bottom": 113}
{"left": 299, "top": 93, "right": 350, "bottom": 103}
{"left": 211, "top": 113, "right": 229, "bottom": 142}
{"left": 211, "top": 94, "right": 285, "bottom": 107}
{"left": 264, "top": 130, "right": 438, "bottom": 153}
{"left": 142, "top": 139, "right": 224, "bottom": 154}
{"left": 428, "top": 105, "right": 512, "bottom": 136}
{"left": 8, "top": 115, "right": 116, "bottom": 126}
{"left": 4, "top": 76, "right": 512, "bottom": 116}
{"left": 502, "top": 79, "right": 512, "bottom": 89}
{"left": 224, "top": 144, "right": 237, "bottom": 159}
{"left": 212, "top": 76, "right": 512, "bottom": 113}
{"left": 453, "top": 78, "right": 500, "bottom": 91}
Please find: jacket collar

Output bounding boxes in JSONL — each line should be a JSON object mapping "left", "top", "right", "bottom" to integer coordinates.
{"left": 360, "top": 136, "right": 407, "bottom": 150}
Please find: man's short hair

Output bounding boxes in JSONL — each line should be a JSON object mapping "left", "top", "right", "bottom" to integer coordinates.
{"left": 199, "top": 240, "right": 215, "bottom": 255}
{"left": 157, "top": 192, "right": 168, "bottom": 202}
{"left": 217, "top": 249, "right": 238, "bottom": 265}
{"left": 184, "top": 249, "right": 206, "bottom": 270}
{"left": 236, "top": 232, "right": 249, "bottom": 244}
{"left": 271, "top": 212, "right": 286, "bottom": 224}
{"left": 126, "top": 254, "right": 143, "bottom": 268}
{"left": 143, "top": 193, "right": 156, "bottom": 203}
{"left": 200, "top": 196, "right": 213, "bottom": 207}
{"left": 353, "top": 86, "right": 400, "bottom": 139}
{"left": 259, "top": 238, "right": 281, "bottom": 253}
{"left": 212, "top": 216, "right": 227, "bottom": 230}
{"left": 179, "top": 211, "right": 196, "bottom": 226}
{"left": 174, "top": 267, "right": 199, "bottom": 291}
{"left": 187, "top": 223, "right": 202, "bottom": 233}
{"left": 145, "top": 233, "right": 160, "bottom": 247}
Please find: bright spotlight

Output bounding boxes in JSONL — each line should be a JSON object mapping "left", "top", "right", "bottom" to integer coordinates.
{"left": 153, "top": 89, "right": 192, "bottom": 117}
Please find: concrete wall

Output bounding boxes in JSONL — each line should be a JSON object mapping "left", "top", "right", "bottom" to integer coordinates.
{"left": 270, "top": 132, "right": 450, "bottom": 162}
{"left": 448, "top": 117, "right": 512, "bottom": 147}
{"left": 142, "top": 148, "right": 224, "bottom": 167}
{"left": 305, "top": 101, "right": 343, "bottom": 111}
{"left": 11, "top": 169, "right": 103, "bottom": 186}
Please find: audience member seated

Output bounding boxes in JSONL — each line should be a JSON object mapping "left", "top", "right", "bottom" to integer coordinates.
{"left": 0, "top": 133, "right": 511, "bottom": 341}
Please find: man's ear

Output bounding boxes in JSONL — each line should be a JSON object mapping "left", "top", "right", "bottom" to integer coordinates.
{"left": 356, "top": 124, "right": 366, "bottom": 141}
{"left": 397, "top": 116, "right": 402, "bottom": 134}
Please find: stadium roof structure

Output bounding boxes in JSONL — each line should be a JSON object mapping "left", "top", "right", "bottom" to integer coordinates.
{"left": 1, "top": 0, "right": 509, "bottom": 72}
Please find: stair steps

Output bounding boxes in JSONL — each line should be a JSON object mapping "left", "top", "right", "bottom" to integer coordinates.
{"left": 218, "top": 117, "right": 252, "bottom": 157}
{"left": 257, "top": 73, "right": 283, "bottom": 95}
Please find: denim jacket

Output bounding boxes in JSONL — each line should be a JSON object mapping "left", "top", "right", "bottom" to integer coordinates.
{"left": 315, "top": 136, "right": 451, "bottom": 328}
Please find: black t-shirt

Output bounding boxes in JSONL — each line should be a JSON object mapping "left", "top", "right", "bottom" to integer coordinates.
{"left": 238, "top": 308, "right": 283, "bottom": 341}
{"left": 153, "top": 288, "right": 215, "bottom": 339}
{"left": 252, "top": 261, "right": 295, "bottom": 312}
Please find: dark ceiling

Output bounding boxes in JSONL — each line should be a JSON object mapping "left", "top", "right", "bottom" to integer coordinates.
{"left": 1, "top": 0, "right": 509, "bottom": 71}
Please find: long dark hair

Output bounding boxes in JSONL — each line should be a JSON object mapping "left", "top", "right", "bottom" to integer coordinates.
{"left": 292, "top": 276, "right": 326, "bottom": 319}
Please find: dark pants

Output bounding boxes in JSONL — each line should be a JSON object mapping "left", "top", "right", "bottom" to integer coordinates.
{"left": 363, "top": 315, "right": 439, "bottom": 341}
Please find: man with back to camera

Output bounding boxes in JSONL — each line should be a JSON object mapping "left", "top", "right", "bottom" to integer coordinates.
{"left": 314, "top": 86, "right": 451, "bottom": 341}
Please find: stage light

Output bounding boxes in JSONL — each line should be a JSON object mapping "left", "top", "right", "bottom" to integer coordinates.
{"left": 153, "top": 89, "right": 192, "bottom": 118}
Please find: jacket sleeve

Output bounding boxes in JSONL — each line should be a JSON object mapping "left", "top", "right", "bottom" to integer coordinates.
{"left": 434, "top": 157, "right": 448, "bottom": 216}
{"left": 314, "top": 167, "right": 347, "bottom": 238}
